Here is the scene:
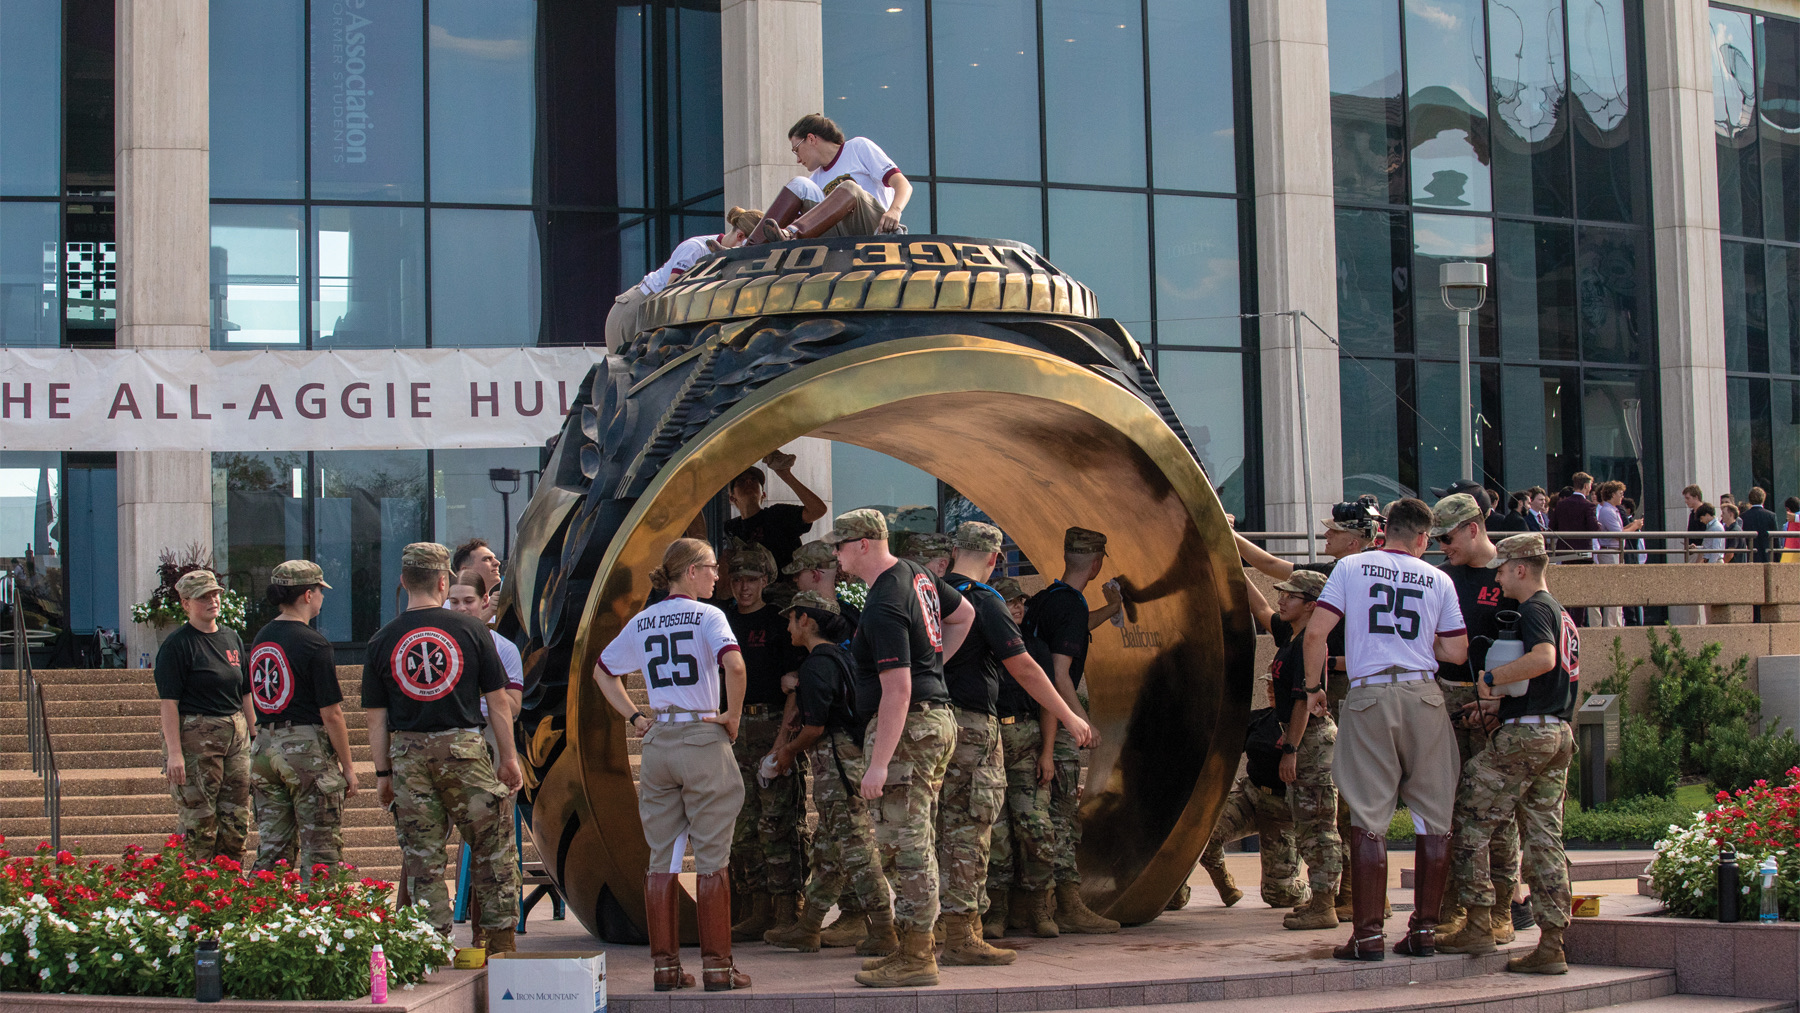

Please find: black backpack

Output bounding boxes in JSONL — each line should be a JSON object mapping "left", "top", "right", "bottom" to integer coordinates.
{"left": 1243, "top": 707, "right": 1287, "bottom": 798}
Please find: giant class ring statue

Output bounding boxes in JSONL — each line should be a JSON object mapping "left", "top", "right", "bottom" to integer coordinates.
{"left": 498, "top": 235, "right": 1256, "bottom": 943}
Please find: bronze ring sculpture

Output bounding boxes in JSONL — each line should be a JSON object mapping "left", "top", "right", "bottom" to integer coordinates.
{"left": 497, "top": 235, "right": 1256, "bottom": 942}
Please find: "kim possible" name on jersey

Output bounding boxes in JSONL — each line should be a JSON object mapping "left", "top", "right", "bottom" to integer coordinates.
{"left": 1358, "top": 563, "right": 1436, "bottom": 588}
{"left": 635, "top": 610, "right": 705, "bottom": 632}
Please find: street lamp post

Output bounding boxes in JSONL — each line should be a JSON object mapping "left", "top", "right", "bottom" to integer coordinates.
{"left": 489, "top": 468, "right": 522, "bottom": 559}
{"left": 1439, "top": 262, "right": 1489, "bottom": 481}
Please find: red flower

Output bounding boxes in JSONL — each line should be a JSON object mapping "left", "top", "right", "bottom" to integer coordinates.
{"left": 164, "top": 834, "right": 184, "bottom": 849}
{"left": 54, "top": 850, "right": 73, "bottom": 866}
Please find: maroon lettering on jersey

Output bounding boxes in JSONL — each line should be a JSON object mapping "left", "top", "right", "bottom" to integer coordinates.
{"left": 392, "top": 628, "right": 465, "bottom": 702}
{"left": 914, "top": 573, "right": 944, "bottom": 651}
{"left": 249, "top": 643, "right": 293, "bottom": 714}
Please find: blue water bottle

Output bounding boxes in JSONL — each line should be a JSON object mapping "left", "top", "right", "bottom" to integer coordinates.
{"left": 1761, "top": 857, "right": 1780, "bottom": 923}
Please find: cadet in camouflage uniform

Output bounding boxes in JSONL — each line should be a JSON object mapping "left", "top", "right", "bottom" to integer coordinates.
{"left": 904, "top": 532, "right": 954, "bottom": 578}
{"left": 248, "top": 560, "right": 357, "bottom": 875}
{"left": 826, "top": 510, "right": 975, "bottom": 988}
{"left": 1267, "top": 570, "right": 1342, "bottom": 930}
{"left": 984, "top": 578, "right": 1062, "bottom": 939}
{"left": 364, "top": 543, "right": 523, "bottom": 951}
{"left": 1195, "top": 765, "right": 1307, "bottom": 909}
{"left": 1437, "top": 534, "right": 1577, "bottom": 975}
{"left": 154, "top": 569, "right": 255, "bottom": 866}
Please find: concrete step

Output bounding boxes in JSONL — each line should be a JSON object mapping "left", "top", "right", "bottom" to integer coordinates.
{"left": 0, "top": 768, "right": 168, "bottom": 797}
{"left": 1085, "top": 966, "right": 1674, "bottom": 1013}
{"left": 1402, "top": 852, "right": 1655, "bottom": 888}
{"left": 4, "top": 802, "right": 418, "bottom": 838}
{"left": 1610, "top": 999, "right": 1796, "bottom": 1013}
{"left": 1, "top": 726, "right": 374, "bottom": 751}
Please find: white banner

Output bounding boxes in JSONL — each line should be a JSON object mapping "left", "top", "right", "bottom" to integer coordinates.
{"left": 0, "top": 347, "right": 604, "bottom": 451}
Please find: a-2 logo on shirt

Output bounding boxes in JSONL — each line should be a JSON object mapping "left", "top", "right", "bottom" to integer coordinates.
{"left": 1476, "top": 586, "right": 1504, "bottom": 608}
{"left": 248, "top": 644, "right": 293, "bottom": 714}
{"left": 392, "top": 628, "right": 464, "bottom": 701}
{"left": 913, "top": 574, "right": 944, "bottom": 651}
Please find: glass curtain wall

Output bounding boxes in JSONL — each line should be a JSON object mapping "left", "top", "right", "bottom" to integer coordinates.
{"left": 1329, "top": 0, "right": 1656, "bottom": 510}
{"left": 822, "top": 0, "right": 1259, "bottom": 521}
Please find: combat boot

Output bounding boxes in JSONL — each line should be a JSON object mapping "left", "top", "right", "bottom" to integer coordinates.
{"left": 940, "top": 911, "right": 1016, "bottom": 966}
{"left": 1054, "top": 882, "right": 1120, "bottom": 934}
{"left": 1283, "top": 891, "right": 1339, "bottom": 930}
{"left": 730, "top": 892, "right": 772, "bottom": 942}
{"left": 697, "top": 870, "right": 752, "bottom": 991}
{"left": 1490, "top": 902, "right": 1516, "bottom": 945}
{"left": 854, "top": 928, "right": 940, "bottom": 988}
{"left": 1006, "top": 888, "right": 1034, "bottom": 930}
{"left": 1206, "top": 864, "right": 1243, "bottom": 907}
{"left": 485, "top": 928, "right": 516, "bottom": 956}
{"left": 1434, "top": 903, "right": 1496, "bottom": 955}
{"left": 932, "top": 916, "right": 947, "bottom": 945}
{"left": 982, "top": 887, "right": 1009, "bottom": 939}
{"left": 859, "top": 906, "right": 899, "bottom": 961}
{"left": 1029, "top": 888, "right": 1060, "bottom": 938}
{"left": 769, "top": 893, "right": 800, "bottom": 933}
{"left": 1165, "top": 883, "right": 1191, "bottom": 910}
{"left": 765, "top": 900, "right": 828, "bottom": 952}
{"left": 1437, "top": 900, "right": 1467, "bottom": 936}
{"left": 819, "top": 909, "right": 868, "bottom": 948}
{"left": 1506, "top": 925, "right": 1566, "bottom": 975}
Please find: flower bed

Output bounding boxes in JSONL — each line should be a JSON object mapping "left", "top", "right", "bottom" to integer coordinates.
{"left": 0, "top": 835, "right": 454, "bottom": 1001}
{"left": 1647, "top": 767, "right": 1800, "bottom": 920}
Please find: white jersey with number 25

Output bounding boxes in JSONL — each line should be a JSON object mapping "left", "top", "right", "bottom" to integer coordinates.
{"left": 1316, "top": 548, "right": 1467, "bottom": 680}
{"left": 599, "top": 594, "right": 741, "bottom": 715}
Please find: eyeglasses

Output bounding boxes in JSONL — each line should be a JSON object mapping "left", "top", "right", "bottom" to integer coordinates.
{"left": 695, "top": 562, "right": 721, "bottom": 572}
{"left": 1276, "top": 591, "right": 1315, "bottom": 603}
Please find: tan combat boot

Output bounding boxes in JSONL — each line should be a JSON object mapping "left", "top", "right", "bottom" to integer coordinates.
{"left": 1283, "top": 891, "right": 1339, "bottom": 930}
{"left": 932, "top": 916, "right": 947, "bottom": 945}
{"left": 982, "top": 887, "right": 1009, "bottom": 940}
{"left": 1437, "top": 900, "right": 1467, "bottom": 937}
{"left": 1165, "top": 883, "right": 1192, "bottom": 910}
{"left": 1206, "top": 864, "right": 1243, "bottom": 907}
{"left": 730, "top": 892, "right": 772, "bottom": 942}
{"left": 1434, "top": 903, "right": 1496, "bottom": 955}
{"left": 1028, "top": 888, "right": 1060, "bottom": 937}
{"left": 858, "top": 906, "right": 900, "bottom": 963}
{"left": 819, "top": 909, "right": 868, "bottom": 948}
{"left": 854, "top": 928, "right": 940, "bottom": 988}
{"left": 769, "top": 893, "right": 800, "bottom": 933}
{"left": 485, "top": 927, "right": 516, "bottom": 955}
{"left": 1490, "top": 902, "right": 1516, "bottom": 945}
{"left": 940, "top": 911, "right": 1016, "bottom": 966}
{"left": 1506, "top": 925, "right": 1566, "bottom": 975}
{"left": 765, "top": 901, "right": 828, "bottom": 951}
{"left": 1054, "top": 882, "right": 1120, "bottom": 934}
{"left": 1007, "top": 888, "right": 1034, "bottom": 930}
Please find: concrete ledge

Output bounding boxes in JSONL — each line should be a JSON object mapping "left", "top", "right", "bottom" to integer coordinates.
{"left": 0, "top": 968, "right": 481, "bottom": 1012}
{"left": 1566, "top": 912, "right": 1800, "bottom": 1001}
{"left": 1403, "top": 852, "right": 1654, "bottom": 888}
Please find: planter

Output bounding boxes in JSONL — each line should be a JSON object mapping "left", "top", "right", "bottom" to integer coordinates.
{"left": 1567, "top": 912, "right": 1800, "bottom": 1001}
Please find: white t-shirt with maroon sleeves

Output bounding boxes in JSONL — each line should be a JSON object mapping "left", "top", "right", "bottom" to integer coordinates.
{"left": 636, "top": 235, "right": 724, "bottom": 297}
{"left": 810, "top": 137, "right": 902, "bottom": 210}
{"left": 1315, "top": 548, "right": 1466, "bottom": 680}
{"left": 599, "top": 595, "right": 741, "bottom": 715}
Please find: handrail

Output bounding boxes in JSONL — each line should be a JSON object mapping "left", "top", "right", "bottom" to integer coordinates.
{"left": 1234, "top": 531, "right": 1766, "bottom": 561}
{"left": 2, "top": 572, "right": 60, "bottom": 849}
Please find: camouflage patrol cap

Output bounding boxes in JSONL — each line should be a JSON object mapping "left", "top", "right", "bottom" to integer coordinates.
{"left": 1485, "top": 532, "right": 1549, "bottom": 567}
{"left": 953, "top": 521, "right": 1004, "bottom": 555}
{"left": 780, "top": 589, "right": 841, "bottom": 617}
{"left": 823, "top": 508, "right": 888, "bottom": 545}
{"left": 1429, "top": 493, "right": 1483, "bottom": 538}
{"left": 270, "top": 559, "right": 332, "bottom": 589}
{"left": 781, "top": 539, "right": 838, "bottom": 575}
{"left": 174, "top": 570, "right": 223, "bottom": 600}
{"left": 401, "top": 542, "right": 454, "bottom": 572}
{"left": 992, "top": 576, "right": 1027, "bottom": 602}
{"left": 1272, "top": 570, "right": 1328, "bottom": 599}
{"left": 1064, "top": 526, "right": 1107, "bottom": 554}
{"left": 730, "top": 543, "right": 778, "bottom": 578}
{"left": 908, "top": 532, "right": 954, "bottom": 560}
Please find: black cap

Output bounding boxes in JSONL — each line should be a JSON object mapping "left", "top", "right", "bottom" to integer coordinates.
{"left": 1429, "top": 479, "right": 1492, "bottom": 514}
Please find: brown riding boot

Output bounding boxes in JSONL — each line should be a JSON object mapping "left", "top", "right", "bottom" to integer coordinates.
{"left": 941, "top": 911, "right": 1016, "bottom": 966}
{"left": 485, "top": 927, "right": 517, "bottom": 956}
{"left": 1393, "top": 834, "right": 1450, "bottom": 956}
{"left": 1435, "top": 902, "right": 1496, "bottom": 955}
{"left": 854, "top": 928, "right": 940, "bottom": 988}
{"left": 858, "top": 905, "right": 900, "bottom": 962}
{"left": 1054, "top": 881, "right": 1120, "bottom": 934}
{"left": 731, "top": 892, "right": 772, "bottom": 942}
{"left": 820, "top": 908, "right": 868, "bottom": 948}
{"left": 1207, "top": 863, "right": 1244, "bottom": 907}
{"left": 778, "top": 186, "right": 861, "bottom": 241}
{"left": 1029, "top": 888, "right": 1061, "bottom": 938}
{"left": 646, "top": 872, "right": 695, "bottom": 991}
{"left": 1506, "top": 924, "right": 1567, "bottom": 975}
{"left": 1333, "top": 828, "right": 1388, "bottom": 961}
{"left": 982, "top": 887, "right": 1009, "bottom": 939}
{"left": 765, "top": 900, "right": 828, "bottom": 951}
{"left": 697, "top": 870, "right": 751, "bottom": 991}
{"left": 745, "top": 189, "right": 804, "bottom": 245}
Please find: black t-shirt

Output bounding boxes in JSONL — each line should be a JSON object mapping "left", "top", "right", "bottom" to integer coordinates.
{"left": 998, "top": 634, "right": 1052, "bottom": 719}
{"left": 248, "top": 619, "right": 342, "bottom": 726}
{"left": 1268, "top": 633, "right": 1308, "bottom": 716}
{"left": 723, "top": 503, "right": 812, "bottom": 572}
{"left": 1498, "top": 590, "right": 1580, "bottom": 722}
{"left": 1267, "top": 560, "right": 1346, "bottom": 660}
{"left": 942, "top": 573, "right": 1029, "bottom": 715}
{"left": 361, "top": 606, "right": 505, "bottom": 733}
{"left": 1439, "top": 561, "right": 1518, "bottom": 683}
{"left": 850, "top": 558, "right": 963, "bottom": 708}
{"left": 1025, "top": 582, "right": 1091, "bottom": 689}
{"left": 154, "top": 624, "right": 250, "bottom": 717}
{"left": 725, "top": 601, "right": 803, "bottom": 708}
{"left": 796, "top": 642, "right": 861, "bottom": 737}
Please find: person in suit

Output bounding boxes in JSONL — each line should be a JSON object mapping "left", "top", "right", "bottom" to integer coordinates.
{"left": 1547, "top": 473, "right": 1602, "bottom": 625}
{"left": 1492, "top": 492, "right": 1532, "bottom": 533}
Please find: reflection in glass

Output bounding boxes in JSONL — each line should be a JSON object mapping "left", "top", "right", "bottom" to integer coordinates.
{"left": 830, "top": 444, "right": 936, "bottom": 515}
{"left": 1328, "top": 0, "right": 1405, "bottom": 204}
{"left": 1728, "top": 376, "right": 1757, "bottom": 502}
{"left": 543, "top": 211, "right": 622, "bottom": 346}
{"left": 1713, "top": 7, "right": 1760, "bottom": 238}
{"left": 1501, "top": 364, "right": 1579, "bottom": 495}
{"left": 312, "top": 206, "right": 425, "bottom": 349}
{"left": 210, "top": 205, "right": 304, "bottom": 348}
{"left": 1043, "top": 1, "right": 1145, "bottom": 187}
{"left": 0, "top": 0, "right": 62, "bottom": 196}
{"left": 1405, "top": 0, "right": 1492, "bottom": 211}
{"left": 1576, "top": 225, "right": 1645, "bottom": 364}
{"left": 936, "top": 184, "right": 1042, "bottom": 252}
{"left": 1581, "top": 369, "right": 1651, "bottom": 498}
{"left": 1773, "top": 380, "right": 1800, "bottom": 506}
{"left": 1335, "top": 208, "right": 1406, "bottom": 356}
{"left": 613, "top": 6, "right": 649, "bottom": 209}
{"left": 314, "top": 451, "right": 428, "bottom": 642}
{"left": 823, "top": 1, "right": 929, "bottom": 175}
{"left": 1496, "top": 219, "right": 1575, "bottom": 361}
{"left": 1762, "top": 17, "right": 1800, "bottom": 242}
{"left": 211, "top": 0, "right": 304, "bottom": 199}
{"left": 1159, "top": 350, "right": 1246, "bottom": 517}
{"left": 674, "top": 6, "right": 723, "bottom": 203}
{"left": 1411, "top": 213, "right": 1495, "bottom": 358}
{"left": 63, "top": 206, "right": 114, "bottom": 339}
{"left": 1569, "top": 0, "right": 1638, "bottom": 223}
{"left": 0, "top": 452, "right": 64, "bottom": 640}
{"left": 434, "top": 447, "right": 543, "bottom": 553}
{"left": 1769, "top": 246, "right": 1798, "bottom": 376}
{"left": 63, "top": 461, "right": 117, "bottom": 633}
{"left": 1722, "top": 240, "right": 1765, "bottom": 373}
{"left": 932, "top": 0, "right": 1041, "bottom": 181}
{"left": 1153, "top": 196, "right": 1240, "bottom": 347}
{"left": 0, "top": 203, "right": 59, "bottom": 347}
{"left": 1047, "top": 189, "right": 1149, "bottom": 330}
{"left": 1488, "top": 0, "right": 1570, "bottom": 217}
{"left": 431, "top": 210, "right": 541, "bottom": 348}
{"left": 1416, "top": 360, "right": 1486, "bottom": 494}
{"left": 1149, "top": 0, "right": 1237, "bottom": 194}
{"left": 211, "top": 451, "right": 308, "bottom": 632}
{"left": 309, "top": 0, "right": 424, "bottom": 201}
{"left": 430, "top": 0, "right": 536, "bottom": 205}
{"left": 1340, "top": 358, "right": 1415, "bottom": 501}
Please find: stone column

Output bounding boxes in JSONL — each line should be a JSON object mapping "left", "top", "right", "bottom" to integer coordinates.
{"left": 115, "top": 0, "right": 213, "bottom": 663}
{"left": 1247, "top": 0, "right": 1343, "bottom": 540}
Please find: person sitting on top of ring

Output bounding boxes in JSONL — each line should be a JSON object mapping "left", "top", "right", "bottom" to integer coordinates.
{"left": 744, "top": 114, "right": 914, "bottom": 245}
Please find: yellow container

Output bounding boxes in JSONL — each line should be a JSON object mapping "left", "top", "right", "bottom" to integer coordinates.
{"left": 453, "top": 946, "right": 487, "bottom": 969}
{"left": 1572, "top": 895, "right": 1602, "bottom": 918}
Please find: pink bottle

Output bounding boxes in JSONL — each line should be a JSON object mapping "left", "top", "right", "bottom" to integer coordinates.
{"left": 370, "top": 944, "right": 388, "bottom": 1004}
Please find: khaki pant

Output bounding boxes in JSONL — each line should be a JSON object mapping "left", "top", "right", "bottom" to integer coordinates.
{"left": 817, "top": 179, "right": 889, "bottom": 237}
{"left": 605, "top": 285, "right": 649, "bottom": 352}
{"left": 639, "top": 720, "right": 744, "bottom": 874}
{"left": 1334, "top": 679, "right": 1458, "bottom": 835}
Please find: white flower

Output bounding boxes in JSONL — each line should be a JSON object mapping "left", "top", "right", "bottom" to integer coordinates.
{"left": 343, "top": 928, "right": 356, "bottom": 939}
{"left": 27, "top": 948, "right": 38, "bottom": 959}
{"left": 0, "top": 952, "right": 12, "bottom": 965}
{"left": 111, "top": 953, "right": 122, "bottom": 963}
{"left": 38, "top": 968, "right": 48, "bottom": 979}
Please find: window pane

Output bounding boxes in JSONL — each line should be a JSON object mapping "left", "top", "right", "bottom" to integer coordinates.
{"left": 1411, "top": 213, "right": 1494, "bottom": 359}
{"left": 1328, "top": 0, "right": 1405, "bottom": 204}
{"left": 1335, "top": 207, "right": 1406, "bottom": 355}
{"left": 1341, "top": 358, "right": 1415, "bottom": 500}
{"left": 823, "top": 2, "right": 929, "bottom": 174}
{"left": 1417, "top": 360, "right": 1485, "bottom": 492}
{"left": 314, "top": 451, "right": 428, "bottom": 642}
{"left": 1405, "top": 0, "right": 1492, "bottom": 212}
{"left": 211, "top": 0, "right": 304, "bottom": 199}
{"left": 211, "top": 451, "right": 309, "bottom": 631}
{"left": 936, "top": 183, "right": 1042, "bottom": 252}
{"left": 429, "top": 0, "right": 535, "bottom": 204}
{"left": 1713, "top": 7, "right": 1761, "bottom": 239}
{"left": 1488, "top": 0, "right": 1570, "bottom": 218}
{"left": 0, "top": 203, "right": 59, "bottom": 347}
{"left": 1728, "top": 376, "right": 1757, "bottom": 504}
{"left": 1770, "top": 245, "right": 1798, "bottom": 376}
{"left": 434, "top": 447, "right": 542, "bottom": 555}
{"left": 932, "top": 0, "right": 1041, "bottom": 181}
{"left": 1158, "top": 350, "right": 1245, "bottom": 518}
{"left": 1576, "top": 224, "right": 1647, "bottom": 364}
{"left": 0, "top": 452, "right": 60, "bottom": 563}
{"left": 1148, "top": 0, "right": 1236, "bottom": 193}
{"left": 431, "top": 210, "right": 541, "bottom": 348}
{"left": 310, "top": 0, "right": 425, "bottom": 202}
{"left": 63, "top": 206, "right": 115, "bottom": 340}
{"left": 211, "top": 205, "right": 304, "bottom": 348}
{"left": 1581, "top": 369, "right": 1651, "bottom": 502}
{"left": 1761, "top": 16, "right": 1800, "bottom": 242}
{"left": 0, "top": 0, "right": 62, "bottom": 196}
{"left": 312, "top": 206, "right": 425, "bottom": 349}
{"left": 1495, "top": 219, "right": 1576, "bottom": 361}
{"left": 543, "top": 210, "right": 622, "bottom": 346}
{"left": 1722, "top": 239, "right": 1765, "bottom": 373}
{"left": 1774, "top": 380, "right": 1800, "bottom": 506}
{"left": 1569, "top": 0, "right": 1640, "bottom": 223}
{"left": 63, "top": 0, "right": 114, "bottom": 193}
{"left": 674, "top": 6, "right": 723, "bottom": 204}
{"left": 830, "top": 443, "right": 936, "bottom": 514}
{"left": 1047, "top": 189, "right": 1148, "bottom": 330}
{"left": 1153, "top": 195, "right": 1239, "bottom": 347}
{"left": 1043, "top": 0, "right": 1145, "bottom": 187}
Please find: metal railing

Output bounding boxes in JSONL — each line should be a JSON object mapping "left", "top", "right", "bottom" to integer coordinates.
{"left": 1235, "top": 530, "right": 1756, "bottom": 562}
{"left": 2, "top": 572, "right": 60, "bottom": 848}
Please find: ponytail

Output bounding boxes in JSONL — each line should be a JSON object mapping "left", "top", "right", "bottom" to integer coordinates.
{"left": 650, "top": 537, "right": 713, "bottom": 592}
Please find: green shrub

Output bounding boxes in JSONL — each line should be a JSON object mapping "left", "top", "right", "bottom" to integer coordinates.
{"left": 1611, "top": 713, "right": 1684, "bottom": 800}
{"left": 1644, "top": 627, "right": 1759, "bottom": 777}
{"left": 1565, "top": 794, "right": 1695, "bottom": 843}
{"left": 1649, "top": 771, "right": 1800, "bottom": 920}
{"left": 1696, "top": 717, "right": 1800, "bottom": 793}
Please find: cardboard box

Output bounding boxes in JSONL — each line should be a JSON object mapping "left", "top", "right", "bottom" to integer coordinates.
{"left": 487, "top": 950, "right": 605, "bottom": 1013}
